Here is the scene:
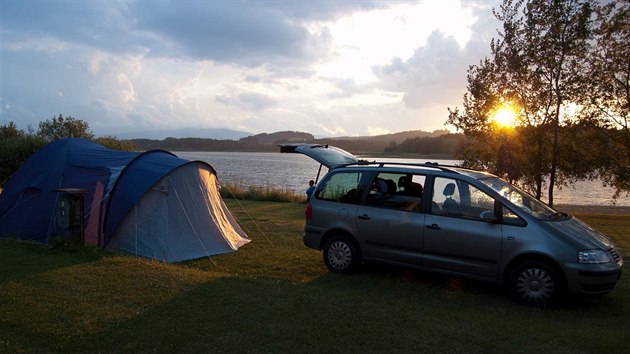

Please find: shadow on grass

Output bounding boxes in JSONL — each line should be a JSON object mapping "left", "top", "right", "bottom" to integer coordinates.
{"left": 357, "top": 261, "right": 628, "bottom": 312}
{"left": 64, "top": 275, "right": 504, "bottom": 353}
{"left": 0, "top": 239, "right": 104, "bottom": 284}
{"left": 2, "top": 235, "right": 627, "bottom": 353}
{"left": 63, "top": 270, "right": 629, "bottom": 354}
{"left": 360, "top": 261, "right": 506, "bottom": 297}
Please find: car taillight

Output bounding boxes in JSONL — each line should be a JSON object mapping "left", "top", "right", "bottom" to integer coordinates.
{"left": 305, "top": 203, "right": 313, "bottom": 220}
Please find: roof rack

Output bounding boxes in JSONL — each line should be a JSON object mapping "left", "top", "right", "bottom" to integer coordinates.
{"left": 341, "top": 161, "right": 462, "bottom": 174}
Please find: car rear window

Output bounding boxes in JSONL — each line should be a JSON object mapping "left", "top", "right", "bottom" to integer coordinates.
{"left": 315, "top": 171, "right": 370, "bottom": 204}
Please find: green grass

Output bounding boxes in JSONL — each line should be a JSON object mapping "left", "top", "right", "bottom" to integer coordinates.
{"left": 1, "top": 200, "right": 629, "bottom": 353}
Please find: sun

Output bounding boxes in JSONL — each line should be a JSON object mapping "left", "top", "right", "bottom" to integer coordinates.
{"left": 491, "top": 104, "right": 518, "bottom": 128}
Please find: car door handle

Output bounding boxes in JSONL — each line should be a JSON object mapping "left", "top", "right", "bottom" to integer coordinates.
{"left": 426, "top": 224, "right": 441, "bottom": 230}
{"left": 358, "top": 214, "right": 370, "bottom": 220}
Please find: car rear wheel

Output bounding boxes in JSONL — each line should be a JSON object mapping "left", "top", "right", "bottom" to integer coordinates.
{"left": 509, "top": 260, "right": 564, "bottom": 307}
{"left": 323, "top": 235, "right": 360, "bottom": 273}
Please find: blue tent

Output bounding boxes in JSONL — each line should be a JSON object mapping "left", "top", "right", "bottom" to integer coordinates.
{"left": 0, "top": 138, "right": 249, "bottom": 262}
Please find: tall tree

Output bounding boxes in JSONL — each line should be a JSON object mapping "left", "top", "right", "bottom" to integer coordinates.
{"left": 580, "top": 0, "right": 630, "bottom": 200}
{"left": 0, "top": 122, "right": 24, "bottom": 140}
{"left": 37, "top": 114, "right": 94, "bottom": 142}
{"left": 449, "top": 0, "right": 594, "bottom": 207}
{"left": 447, "top": 58, "right": 527, "bottom": 183}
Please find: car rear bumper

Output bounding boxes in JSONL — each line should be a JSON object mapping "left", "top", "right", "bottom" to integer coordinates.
{"left": 303, "top": 223, "right": 325, "bottom": 250}
{"left": 303, "top": 231, "right": 321, "bottom": 250}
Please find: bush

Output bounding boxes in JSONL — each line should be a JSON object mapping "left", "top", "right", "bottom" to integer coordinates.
{"left": 220, "top": 182, "right": 305, "bottom": 203}
{"left": 0, "top": 135, "right": 46, "bottom": 187}
{"left": 94, "top": 135, "right": 137, "bottom": 151}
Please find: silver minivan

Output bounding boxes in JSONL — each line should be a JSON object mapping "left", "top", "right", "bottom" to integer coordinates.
{"left": 281, "top": 144, "right": 624, "bottom": 307}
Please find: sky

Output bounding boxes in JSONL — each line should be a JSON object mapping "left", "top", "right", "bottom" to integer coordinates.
{"left": 0, "top": 0, "right": 503, "bottom": 138}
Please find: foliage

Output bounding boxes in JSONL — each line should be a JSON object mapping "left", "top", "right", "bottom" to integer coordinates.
{"left": 447, "top": 0, "right": 621, "bottom": 206}
{"left": 579, "top": 0, "right": 630, "bottom": 200}
{"left": 1, "top": 200, "right": 629, "bottom": 353}
{"left": 0, "top": 121, "right": 23, "bottom": 139}
{"left": 37, "top": 114, "right": 94, "bottom": 142}
{"left": 0, "top": 117, "right": 136, "bottom": 186}
{"left": 384, "top": 133, "right": 466, "bottom": 156}
{"left": 0, "top": 135, "right": 46, "bottom": 187}
{"left": 94, "top": 135, "right": 136, "bottom": 152}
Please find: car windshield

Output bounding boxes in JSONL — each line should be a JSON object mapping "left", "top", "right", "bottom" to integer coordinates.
{"left": 478, "top": 177, "right": 561, "bottom": 220}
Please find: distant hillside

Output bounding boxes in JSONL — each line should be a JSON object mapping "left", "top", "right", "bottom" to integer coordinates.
{"left": 331, "top": 129, "right": 450, "bottom": 144}
{"left": 239, "top": 131, "right": 314, "bottom": 145}
{"left": 128, "top": 129, "right": 462, "bottom": 157}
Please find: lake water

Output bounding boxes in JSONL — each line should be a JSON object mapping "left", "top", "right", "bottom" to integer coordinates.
{"left": 178, "top": 151, "right": 629, "bottom": 207}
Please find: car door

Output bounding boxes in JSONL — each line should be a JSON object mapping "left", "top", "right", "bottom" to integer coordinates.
{"left": 422, "top": 176, "right": 502, "bottom": 280}
{"left": 356, "top": 172, "right": 426, "bottom": 266}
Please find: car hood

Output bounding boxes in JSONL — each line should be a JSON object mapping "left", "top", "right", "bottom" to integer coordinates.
{"left": 544, "top": 216, "right": 614, "bottom": 250}
{"left": 279, "top": 144, "right": 358, "bottom": 168}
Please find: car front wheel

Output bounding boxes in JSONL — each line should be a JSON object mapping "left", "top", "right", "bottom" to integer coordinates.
{"left": 509, "top": 260, "right": 564, "bottom": 307}
{"left": 323, "top": 235, "right": 360, "bottom": 273}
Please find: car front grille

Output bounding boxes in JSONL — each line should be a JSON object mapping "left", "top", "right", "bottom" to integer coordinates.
{"left": 608, "top": 247, "right": 623, "bottom": 267}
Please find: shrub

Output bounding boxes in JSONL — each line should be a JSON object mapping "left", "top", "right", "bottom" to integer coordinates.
{"left": 220, "top": 182, "right": 305, "bottom": 203}
{"left": 0, "top": 135, "right": 46, "bottom": 187}
{"left": 94, "top": 135, "right": 137, "bottom": 151}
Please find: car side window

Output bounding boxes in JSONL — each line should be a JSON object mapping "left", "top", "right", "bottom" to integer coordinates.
{"left": 431, "top": 177, "right": 496, "bottom": 221}
{"left": 502, "top": 206, "right": 527, "bottom": 227}
{"left": 315, "top": 171, "right": 367, "bottom": 204}
{"left": 366, "top": 172, "right": 425, "bottom": 212}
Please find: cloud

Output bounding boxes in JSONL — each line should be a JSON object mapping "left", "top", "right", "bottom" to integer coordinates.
{"left": 374, "top": 30, "right": 470, "bottom": 108}
{"left": 372, "top": 2, "right": 501, "bottom": 112}
{"left": 216, "top": 92, "right": 278, "bottom": 111}
{"left": 367, "top": 126, "right": 392, "bottom": 136}
{"left": 131, "top": 2, "right": 318, "bottom": 67}
{"left": 326, "top": 78, "right": 369, "bottom": 99}
{"left": 0, "top": 1, "right": 502, "bottom": 138}
{"left": 0, "top": 2, "right": 146, "bottom": 55}
{"left": 1, "top": 1, "right": 343, "bottom": 69}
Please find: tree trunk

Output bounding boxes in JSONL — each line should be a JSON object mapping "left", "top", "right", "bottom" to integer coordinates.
{"left": 624, "top": 116, "right": 630, "bottom": 166}
{"left": 535, "top": 133, "right": 544, "bottom": 199}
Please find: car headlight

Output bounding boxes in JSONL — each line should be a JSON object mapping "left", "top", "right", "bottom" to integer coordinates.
{"left": 577, "top": 249, "right": 611, "bottom": 264}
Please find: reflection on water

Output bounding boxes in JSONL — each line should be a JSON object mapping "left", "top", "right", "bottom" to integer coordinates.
{"left": 177, "top": 151, "right": 628, "bottom": 206}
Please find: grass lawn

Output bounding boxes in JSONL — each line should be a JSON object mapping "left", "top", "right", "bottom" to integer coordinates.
{"left": 1, "top": 200, "right": 628, "bottom": 353}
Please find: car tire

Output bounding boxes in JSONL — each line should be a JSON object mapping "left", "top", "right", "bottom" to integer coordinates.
{"left": 509, "top": 260, "right": 564, "bottom": 308}
{"left": 323, "top": 235, "right": 360, "bottom": 274}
